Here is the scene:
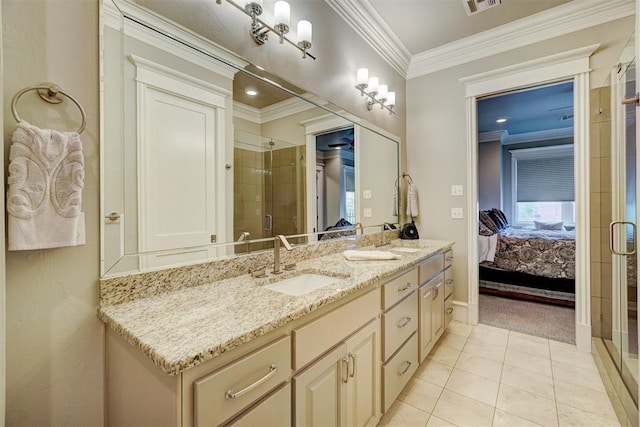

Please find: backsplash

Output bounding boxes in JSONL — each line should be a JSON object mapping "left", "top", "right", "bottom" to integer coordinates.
{"left": 99, "top": 230, "right": 400, "bottom": 306}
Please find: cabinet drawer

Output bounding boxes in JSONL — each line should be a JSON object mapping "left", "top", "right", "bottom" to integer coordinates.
{"left": 445, "top": 297, "right": 453, "bottom": 329}
{"left": 444, "top": 249, "right": 454, "bottom": 268}
{"left": 382, "top": 268, "right": 418, "bottom": 310}
{"left": 194, "top": 336, "right": 290, "bottom": 427}
{"left": 225, "top": 383, "right": 291, "bottom": 426}
{"left": 293, "top": 289, "right": 378, "bottom": 370}
{"left": 382, "top": 332, "right": 418, "bottom": 413}
{"left": 382, "top": 291, "right": 418, "bottom": 361}
{"left": 444, "top": 265, "right": 453, "bottom": 299}
{"left": 418, "top": 254, "right": 444, "bottom": 284}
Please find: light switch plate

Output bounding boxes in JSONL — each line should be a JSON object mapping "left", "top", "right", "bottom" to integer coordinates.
{"left": 451, "top": 185, "right": 463, "bottom": 196}
{"left": 363, "top": 190, "right": 372, "bottom": 199}
{"left": 363, "top": 208, "right": 373, "bottom": 218}
{"left": 451, "top": 208, "right": 463, "bottom": 219}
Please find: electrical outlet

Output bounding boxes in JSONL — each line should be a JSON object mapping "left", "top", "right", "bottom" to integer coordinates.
{"left": 451, "top": 185, "right": 463, "bottom": 196}
{"left": 451, "top": 208, "right": 464, "bottom": 219}
{"left": 363, "top": 190, "right": 372, "bottom": 199}
{"left": 363, "top": 208, "right": 373, "bottom": 218}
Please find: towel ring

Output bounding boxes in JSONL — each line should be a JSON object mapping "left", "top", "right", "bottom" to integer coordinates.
{"left": 11, "top": 83, "right": 87, "bottom": 134}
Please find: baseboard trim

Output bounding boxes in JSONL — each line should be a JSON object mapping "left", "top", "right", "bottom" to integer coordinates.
{"left": 452, "top": 300, "right": 468, "bottom": 324}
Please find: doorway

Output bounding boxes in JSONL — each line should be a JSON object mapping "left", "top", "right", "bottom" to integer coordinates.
{"left": 476, "top": 82, "right": 576, "bottom": 343}
{"left": 462, "top": 45, "right": 598, "bottom": 352}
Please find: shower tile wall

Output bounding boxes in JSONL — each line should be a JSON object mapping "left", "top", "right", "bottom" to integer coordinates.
{"left": 234, "top": 147, "right": 266, "bottom": 251}
{"left": 265, "top": 146, "right": 306, "bottom": 237}
{"left": 590, "top": 85, "right": 613, "bottom": 339}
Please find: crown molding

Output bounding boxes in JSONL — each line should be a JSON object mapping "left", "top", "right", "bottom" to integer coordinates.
{"left": 503, "top": 127, "right": 573, "bottom": 145}
{"left": 324, "top": 0, "right": 411, "bottom": 78}
{"left": 478, "top": 130, "right": 507, "bottom": 143}
{"left": 405, "top": 0, "right": 634, "bottom": 79}
{"left": 233, "top": 102, "right": 262, "bottom": 123}
{"left": 234, "top": 93, "right": 329, "bottom": 124}
{"left": 113, "top": 0, "right": 248, "bottom": 73}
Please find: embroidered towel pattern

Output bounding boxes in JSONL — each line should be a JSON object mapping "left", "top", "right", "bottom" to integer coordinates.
{"left": 7, "top": 121, "right": 84, "bottom": 250}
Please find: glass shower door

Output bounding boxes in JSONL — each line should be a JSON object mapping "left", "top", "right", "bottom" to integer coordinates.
{"left": 610, "top": 56, "right": 638, "bottom": 405}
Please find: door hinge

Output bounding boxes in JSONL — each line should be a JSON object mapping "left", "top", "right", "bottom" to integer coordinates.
{"left": 211, "top": 235, "right": 217, "bottom": 243}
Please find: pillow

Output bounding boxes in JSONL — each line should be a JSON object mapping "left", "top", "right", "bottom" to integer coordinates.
{"left": 487, "top": 210, "right": 507, "bottom": 231}
{"left": 564, "top": 224, "right": 575, "bottom": 231}
{"left": 333, "top": 218, "right": 352, "bottom": 228}
{"left": 491, "top": 208, "right": 509, "bottom": 229}
{"left": 479, "top": 211, "right": 499, "bottom": 233}
{"left": 534, "top": 220, "right": 564, "bottom": 231}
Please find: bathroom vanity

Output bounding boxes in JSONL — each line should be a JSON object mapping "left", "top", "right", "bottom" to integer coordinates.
{"left": 98, "top": 238, "right": 453, "bottom": 426}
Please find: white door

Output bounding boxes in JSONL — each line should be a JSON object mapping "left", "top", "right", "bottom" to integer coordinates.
{"left": 134, "top": 61, "right": 228, "bottom": 268}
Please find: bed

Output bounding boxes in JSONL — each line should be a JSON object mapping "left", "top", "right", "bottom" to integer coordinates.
{"left": 478, "top": 209, "right": 576, "bottom": 306}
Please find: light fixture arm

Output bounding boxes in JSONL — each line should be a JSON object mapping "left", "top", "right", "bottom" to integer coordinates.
{"left": 216, "top": 0, "right": 316, "bottom": 60}
{"left": 355, "top": 85, "right": 395, "bottom": 114}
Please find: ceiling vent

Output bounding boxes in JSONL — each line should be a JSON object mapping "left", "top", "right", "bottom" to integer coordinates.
{"left": 463, "top": 0, "right": 502, "bottom": 16}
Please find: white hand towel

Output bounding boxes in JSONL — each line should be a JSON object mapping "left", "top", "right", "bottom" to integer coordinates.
{"left": 343, "top": 250, "right": 400, "bottom": 261}
{"left": 392, "top": 184, "right": 398, "bottom": 216}
{"left": 406, "top": 183, "right": 419, "bottom": 218}
{"left": 7, "top": 121, "right": 84, "bottom": 250}
{"left": 478, "top": 234, "right": 498, "bottom": 263}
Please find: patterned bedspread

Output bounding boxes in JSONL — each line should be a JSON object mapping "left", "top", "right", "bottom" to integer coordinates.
{"left": 488, "top": 228, "right": 576, "bottom": 279}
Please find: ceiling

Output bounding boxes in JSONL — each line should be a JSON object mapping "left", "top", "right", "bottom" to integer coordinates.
{"left": 367, "top": 0, "right": 572, "bottom": 55}
{"left": 477, "top": 81, "right": 574, "bottom": 137}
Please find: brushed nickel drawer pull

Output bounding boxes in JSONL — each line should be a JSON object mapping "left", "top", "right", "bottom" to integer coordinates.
{"left": 446, "top": 255, "right": 454, "bottom": 261}
{"left": 398, "top": 361, "right": 412, "bottom": 376}
{"left": 446, "top": 307, "right": 454, "bottom": 314}
{"left": 225, "top": 364, "right": 278, "bottom": 399}
{"left": 397, "top": 316, "right": 412, "bottom": 328}
{"left": 398, "top": 283, "right": 412, "bottom": 292}
{"left": 348, "top": 352, "right": 356, "bottom": 378}
{"left": 445, "top": 279, "right": 454, "bottom": 285}
{"left": 342, "top": 357, "right": 349, "bottom": 383}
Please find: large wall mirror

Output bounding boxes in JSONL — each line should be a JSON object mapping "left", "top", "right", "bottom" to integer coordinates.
{"left": 101, "top": 0, "right": 400, "bottom": 276}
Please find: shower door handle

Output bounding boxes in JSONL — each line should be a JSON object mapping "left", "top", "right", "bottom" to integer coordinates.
{"left": 609, "top": 221, "right": 637, "bottom": 256}
{"left": 264, "top": 214, "right": 273, "bottom": 232}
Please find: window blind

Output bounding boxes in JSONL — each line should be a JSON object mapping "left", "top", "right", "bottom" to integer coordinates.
{"left": 515, "top": 153, "right": 574, "bottom": 202}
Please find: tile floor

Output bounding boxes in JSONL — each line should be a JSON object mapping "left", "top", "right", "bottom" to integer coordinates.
{"left": 379, "top": 321, "right": 621, "bottom": 427}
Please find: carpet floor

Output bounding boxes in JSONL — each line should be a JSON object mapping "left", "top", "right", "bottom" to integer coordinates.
{"left": 479, "top": 293, "right": 576, "bottom": 344}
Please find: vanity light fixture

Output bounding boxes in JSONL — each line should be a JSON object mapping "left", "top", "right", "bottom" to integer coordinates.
{"left": 354, "top": 68, "right": 396, "bottom": 114}
{"left": 216, "top": 0, "right": 316, "bottom": 60}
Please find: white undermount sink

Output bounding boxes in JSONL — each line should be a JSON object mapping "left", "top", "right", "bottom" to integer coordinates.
{"left": 263, "top": 273, "right": 343, "bottom": 296}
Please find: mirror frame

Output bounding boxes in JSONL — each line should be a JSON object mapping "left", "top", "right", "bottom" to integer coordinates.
{"left": 100, "top": 0, "right": 401, "bottom": 276}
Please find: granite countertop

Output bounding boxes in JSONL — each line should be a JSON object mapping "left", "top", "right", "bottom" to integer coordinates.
{"left": 98, "top": 239, "right": 453, "bottom": 375}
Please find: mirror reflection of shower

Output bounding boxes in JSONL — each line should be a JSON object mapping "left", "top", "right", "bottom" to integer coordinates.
{"left": 233, "top": 130, "right": 307, "bottom": 252}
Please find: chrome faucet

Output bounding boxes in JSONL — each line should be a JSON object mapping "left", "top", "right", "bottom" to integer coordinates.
{"left": 354, "top": 222, "right": 364, "bottom": 236}
{"left": 273, "top": 234, "right": 293, "bottom": 274}
{"left": 377, "top": 222, "right": 394, "bottom": 247}
{"left": 237, "top": 231, "right": 251, "bottom": 253}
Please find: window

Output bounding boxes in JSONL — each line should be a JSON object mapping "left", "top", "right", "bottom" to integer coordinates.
{"left": 511, "top": 145, "right": 575, "bottom": 225}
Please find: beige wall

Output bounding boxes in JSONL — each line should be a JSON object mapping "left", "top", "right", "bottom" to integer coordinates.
{"left": 406, "top": 17, "right": 634, "bottom": 303}
{"left": 3, "top": 0, "right": 103, "bottom": 425}
{"left": 478, "top": 140, "right": 502, "bottom": 211}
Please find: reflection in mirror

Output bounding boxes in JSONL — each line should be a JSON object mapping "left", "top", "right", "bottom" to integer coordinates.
{"left": 101, "top": 0, "right": 400, "bottom": 276}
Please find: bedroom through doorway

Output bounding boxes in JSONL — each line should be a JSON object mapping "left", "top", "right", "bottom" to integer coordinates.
{"left": 476, "top": 81, "right": 576, "bottom": 344}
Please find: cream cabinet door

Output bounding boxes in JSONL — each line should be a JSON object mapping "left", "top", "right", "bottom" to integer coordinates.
{"left": 293, "top": 344, "right": 347, "bottom": 426}
{"left": 431, "top": 275, "right": 445, "bottom": 341}
{"left": 419, "top": 282, "right": 434, "bottom": 363}
{"left": 345, "top": 320, "right": 380, "bottom": 427}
